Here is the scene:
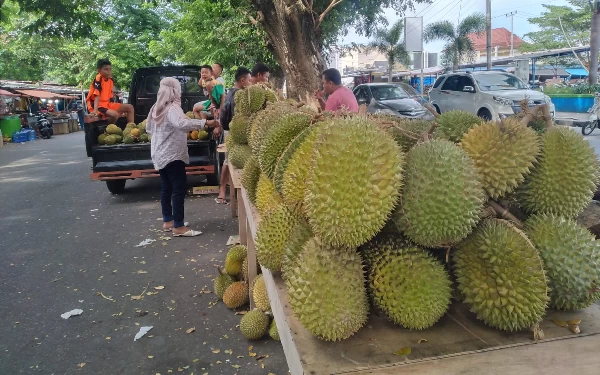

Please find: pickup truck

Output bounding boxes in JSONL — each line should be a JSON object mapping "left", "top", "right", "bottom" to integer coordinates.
{"left": 85, "top": 65, "right": 219, "bottom": 194}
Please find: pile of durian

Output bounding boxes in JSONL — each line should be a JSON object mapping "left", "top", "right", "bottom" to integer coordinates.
{"left": 226, "top": 88, "right": 600, "bottom": 342}
{"left": 97, "top": 121, "right": 150, "bottom": 145}
{"left": 213, "top": 244, "right": 280, "bottom": 341}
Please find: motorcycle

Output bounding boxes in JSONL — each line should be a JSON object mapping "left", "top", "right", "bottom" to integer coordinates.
{"left": 582, "top": 93, "right": 600, "bottom": 135}
{"left": 34, "top": 112, "right": 54, "bottom": 139}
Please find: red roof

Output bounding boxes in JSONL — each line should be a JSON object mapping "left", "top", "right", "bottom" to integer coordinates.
{"left": 468, "top": 27, "right": 525, "bottom": 50}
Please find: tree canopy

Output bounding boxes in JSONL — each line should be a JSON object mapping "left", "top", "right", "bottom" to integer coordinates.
{"left": 368, "top": 19, "right": 410, "bottom": 82}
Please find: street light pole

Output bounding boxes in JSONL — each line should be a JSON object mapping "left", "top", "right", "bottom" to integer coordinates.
{"left": 504, "top": 11, "right": 517, "bottom": 57}
{"left": 486, "top": 0, "right": 492, "bottom": 70}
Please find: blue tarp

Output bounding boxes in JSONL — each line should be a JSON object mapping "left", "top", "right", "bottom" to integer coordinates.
{"left": 565, "top": 68, "right": 589, "bottom": 77}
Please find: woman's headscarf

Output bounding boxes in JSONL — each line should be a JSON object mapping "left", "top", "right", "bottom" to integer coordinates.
{"left": 147, "top": 77, "right": 182, "bottom": 126}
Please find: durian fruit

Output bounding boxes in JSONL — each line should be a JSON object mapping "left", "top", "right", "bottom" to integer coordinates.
{"left": 281, "top": 218, "right": 312, "bottom": 281}
{"left": 435, "top": 110, "right": 481, "bottom": 142}
{"left": 394, "top": 139, "right": 484, "bottom": 247}
{"left": 285, "top": 238, "right": 368, "bottom": 341}
{"left": 373, "top": 116, "right": 433, "bottom": 152}
{"left": 137, "top": 122, "right": 147, "bottom": 134}
{"left": 369, "top": 246, "right": 452, "bottom": 329}
{"left": 225, "top": 245, "right": 247, "bottom": 277}
{"left": 282, "top": 127, "right": 319, "bottom": 213}
{"left": 255, "top": 174, "right": 283, "bottom": 215}
{"left": 265, "top": 89, "right": 278, "bottom": 103}
{"left": 234, "top": 89, "right": 251, "bottom": 116}
{"left": 247, "top": 85, "right": 267, "bottom": 113}
{"left": 214, "top": 267, "right": 236, "bottom": 299}
{"left": 104, "top": 135, "right": 117, "bottom": 145}
{"left": 223, "top": 281, "right": 249, "bottom": 309}
{"left": 123, "top": 128, "right": 132, "bottom": 137}
{"left": 273, "top": 126, "right": 315, "bottom": 193}
{"left": 268, "top": 319, "right": 280, "bottom": 341}
{"left": 97, "top": 134, "right": 107, "bottom": 145}
{"left": 460, "top": 118, "right": 540, "bottom": 199}
{"left": 198, "top": 130, "right": 209, "bottom": 140}
{"left": 359, "top": 232, "right": 413, "bottom": 270}
{"left": 518, "top": 126, "right": 600, "bottom": 218}
{"left": 125, "top": 122, "right": 136, "bottom": 129}
{"left": 255, "top": 204, "right": 298, "bottom": 272}
{"left": 230, "top": 115, "right": 250, "bottom": 144}
{"left": 123, "top": 135, "right": 134, "bottom": 144}
{"left": 105, "top": 124, "right": 123, "bottom": 136}
{"left": 305, "top": 118, "right": 403, "bottom": 247}
{"left": 453, "top": 219, "right": 549, "bottom": 331}
{"left": 229, "top": 144, "right": 252, "bottom": 169}
{"left": 241, "top": 157, "right": 261, "bottom": 204}
{"left": 130, "top": 128, "right": 141, "bottom": 138}
{"left": 185, "top": 111, "right": 194, "bottom": 119}
{"left": 139, "top": 134, "right": 149, "bottom": 143}
{"left": 249, "top": 104, "right": 296, "bottom": 156}
{"left": 112, "top": 134, "right": 123, "bottom": 144}
{"left": 259, "top": 112, "right": 312, "bottom": 178}
{"left": 252, "top": 274, "right": 271, "bottom": 312}
{"left": 239, "top": 309, "right": 270, "bottom": 340}
{"left": 525, "top": 213, "right": 600, "bottom": 310}
{"left": 190, "top": 130, "right": 199, "bottom": 140}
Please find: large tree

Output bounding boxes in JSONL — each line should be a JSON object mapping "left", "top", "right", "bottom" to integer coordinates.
{"left": 423, "top": 13, "right": 486, "bottom": 72}
{"left": 590, "top": 9, "right": 600, "bottom": 84}
{"left": 367, "top": 19, "right": 410, "bottom": 83}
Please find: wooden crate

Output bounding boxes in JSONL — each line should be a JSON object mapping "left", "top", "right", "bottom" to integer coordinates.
{"left": 236, "top": 185, "right": 600, "bottom": 375}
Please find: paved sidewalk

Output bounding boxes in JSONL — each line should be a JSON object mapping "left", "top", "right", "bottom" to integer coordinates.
{"left": 555, "top": 111, "right": 593, "bottom": 127}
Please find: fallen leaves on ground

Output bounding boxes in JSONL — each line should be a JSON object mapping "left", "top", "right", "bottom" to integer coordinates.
{"left": 393, "top": 347, "right": 411, "bottom": 356}
{"left": 212, "top": 349, "right": 220, "bottom": 354}
{"left": 418, "top": 338, "right": 427, "bottom": 344}
{"left": 551, "top": 319, "right": 569, "bottom": 328}
{"left": 186, "top": 327, "right": 195, "bottom": 334}
{"left": 154, "top": 286, "right": 165, "bottom": 290}
{"left": 77, "top": 363, "right": 86, "bottom": 368}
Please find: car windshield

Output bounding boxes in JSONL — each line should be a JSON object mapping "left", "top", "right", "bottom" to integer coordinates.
{"left": 475, "top": 73, "right": 528, "bottom": 91}
{"left": 370, "top": 85, "right": 410, "bottom": 100}
{"left": 398, "top": 83, "right": 421, "bottom": 98}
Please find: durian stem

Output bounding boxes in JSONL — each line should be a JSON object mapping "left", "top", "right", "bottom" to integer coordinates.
{"left": 426, "top": 122, "right": 438, "bottom": 139}
{"left": 488, "top": 201, "right": 524, "bottom": 228}
{"left": 216, "top": 266, "right": 224, "bottom": 276}
{"left": 541, "top": 104, "right": 554, "bottom": 129}
{"left": 424, "top": 104, "right": 440, "bottom": 118}
{"left": 394, "top": 126, "right": 421, "bottom": 140}
{"left": 445, "top": 247, "right": 451, "bottom": 263}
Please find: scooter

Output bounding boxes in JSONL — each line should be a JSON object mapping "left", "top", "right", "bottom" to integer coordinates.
{"left": 583, "top": 92, "right": 600, "bottom": 135}
{"left": 35, "top": 112, "right": 54, "bottom": 139}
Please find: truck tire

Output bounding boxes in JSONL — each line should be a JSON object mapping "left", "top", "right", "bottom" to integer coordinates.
{"left": 206, "top": 173, "right": 219, "bottom": 186}
{"left": 106, "top": 180, "right": 126, "bottom": 194}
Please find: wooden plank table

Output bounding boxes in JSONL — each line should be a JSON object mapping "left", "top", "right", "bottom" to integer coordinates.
{"left": 236, "top": 183, "right": 600, "bottom": 374}
{"left": 228, "top": 161, "right": 242, "bottom": 218}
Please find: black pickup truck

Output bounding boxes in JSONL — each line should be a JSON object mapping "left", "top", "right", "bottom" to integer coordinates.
{"left": 86, "top": 65, "right": 219, "bottom": 194}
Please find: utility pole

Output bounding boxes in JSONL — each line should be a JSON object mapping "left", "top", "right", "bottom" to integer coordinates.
{"left": 486, "top": 0, "right": 492, "bottom": 70}
{"left": 504, "top": 11, "right": 517, "bottom": 57}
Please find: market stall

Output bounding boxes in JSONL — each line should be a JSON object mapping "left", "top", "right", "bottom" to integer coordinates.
{"left": 14, "top": 89, "right": 78, "bottom": 134}
{"left": 0, "top": 89, "right": 25, "bottom": 142}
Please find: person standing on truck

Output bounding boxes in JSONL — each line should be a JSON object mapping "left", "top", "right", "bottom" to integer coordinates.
{"left": 214, "top": 66, "right": 252, "bottom": 204}
{"left": 193, "top": 65, "right": 226, "bottom": 118}
{"left": 250, "top": 63, "right": 270, "bottom": 84}
{"left": 86, "top": 59, "right": 135, "bottom": 124}
{"left": 146, "top": 77, "right": 219, "bottom": 237}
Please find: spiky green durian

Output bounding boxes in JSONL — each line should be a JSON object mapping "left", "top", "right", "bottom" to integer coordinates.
{"left": 249, "top": 103, "right": 296, "bottom": 156}
{"left": 255, "top": 174, "right": 282, "bottom": 215}
{"left": 225, "top": 245, "right": 247, "bottom": 277}
{"left": 228, "top": 143, "right": 252, "bottom": 169}
{"left": 282, "top": 127, "right": 319, "bottom": 213}
{"left": 305, "top": 118, "right": 403, "bottom": 247}
{"left": 259, "top": 112, "right": 312, "bottom": 178}
{"left": 252, "top": 274, "right": 271, "bottom": 312}
{"left": 268, "top": 320, "right": 280, "bottom": 341}
{"left": 273, "top": 126, "right": 315, "bottom": 193}
{"left": 240, "top": 309, "right": 270, "bottom": 340}
{"left": 214, "top": 268, "right": 236, "bottom": 299}
{"left": 453, "top": 219, "right": 549, "bottom": 331}
{"left": 234, "top": 89, "right": 251, "bottom": 116}
{"left": 435, "top": 110, "right": 481, "bottom": 142}
{"left": 97, "top": 134, "right": 107, "bottom": 145}
{"left": 518, "top": 126, "right": 600, "bottom": 217}
{"left": 285, "top": 238, "right": 368, "bottom": 341}
{"left": 223, "top": 281, "right": 249, "bottom": 309}
{"left": 241, "top": 157, "right": 260, "bottom": 204}
{"left": 376, "top": 117, "right": 434, "bottom": 152}
{"left": 104, "top": 135, "right": 117, "bottom": 145}
{"left": 369, "top": 246, "right": 451, "bottom": 329}
{"left": 394, "top": 139, "right": 484, "bottom": 247}
{"left": 123, "top": 135, "right": 134, "bottom": 144}
{"left": 105, "top": 124, "right": 123, "bottom": 136}
{"left": 255, "top": 204, "right": 299, "bottom": 272}
{"left": 248, "top": 85, "right": 267, "bottom": 113}
{"left": 359, "top": 232, "right": 414, "bottom": 270}
{"left": 460, "top": 118, "right": 540, "bottom": 199}
{"left": 525, "top": 213, "right": 600, "bottom": 310}
{"left": 230, "top": 115, "right": 250, "bottom": 144}
{"left": 281, "top": 218, "right": 312, "bottom": 281}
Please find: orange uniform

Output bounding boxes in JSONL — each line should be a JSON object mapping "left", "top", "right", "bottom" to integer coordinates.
{"left": 86, "top": 73, "right": 121, "bottom": 115}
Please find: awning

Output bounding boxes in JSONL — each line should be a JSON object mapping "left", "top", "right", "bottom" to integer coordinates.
{"left": 0, "top": 89, "right": 21, "bottom": 97}
{"left": 15, "top": 89, "right": 59, "bottom": 99}
{"left": 565, "top": 68, "right": 589, "bottom": 77}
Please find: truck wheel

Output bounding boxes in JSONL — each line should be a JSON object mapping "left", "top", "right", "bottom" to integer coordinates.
{"left": 206, "top": 173, "right": 219, "bottom": 186}
{"left": 106, "top": 180, "right": 126, "bottom": 194}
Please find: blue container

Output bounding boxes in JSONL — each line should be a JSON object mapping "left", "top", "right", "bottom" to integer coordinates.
{"left": 28, "top": 129, "right": 36, "bottom": 141}
{"left": 548, "top": 95, "right": 595, "bottom": 113}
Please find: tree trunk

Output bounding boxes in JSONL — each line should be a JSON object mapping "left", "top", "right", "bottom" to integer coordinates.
{"left": 251, "top": 0, "right": 327, "bottom": 100}
{"left": 388, "top": 64, "right": 393, "bottom": 83}
{"left": 269, "top": 66, "right": 286, "bottom": 92}
{"left": 589, "top": 11, "right": 600, "bottom": 84}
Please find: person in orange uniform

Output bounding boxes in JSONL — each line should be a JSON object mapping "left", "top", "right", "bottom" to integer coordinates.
{"left": 86, "top": 59, "right": 134, "bottom": 124}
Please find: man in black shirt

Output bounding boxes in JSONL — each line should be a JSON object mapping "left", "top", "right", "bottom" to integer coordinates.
{"left": 216, "top": 66, "right": 252, "bottom": 204}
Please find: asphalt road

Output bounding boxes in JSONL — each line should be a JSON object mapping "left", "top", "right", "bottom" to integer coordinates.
{"left": 0, "top": 132, "right": 288, "bottom": 375}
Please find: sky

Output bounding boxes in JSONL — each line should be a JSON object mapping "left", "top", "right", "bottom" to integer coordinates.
{"left": 340, "top": 0, "right": 573, "bottom": 53}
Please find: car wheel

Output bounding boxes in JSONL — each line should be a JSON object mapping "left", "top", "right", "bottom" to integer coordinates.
{"left": 582, "top": 121, "right": 598, "bottom": 136}
{"left": 433, "top": 105, "right": 441, "bottom": 114}
{"left": 106, "top": 180, "right": 126, "bottom": 194}
{"left": 477, "top": 108, "right": 492, "bottom": 121}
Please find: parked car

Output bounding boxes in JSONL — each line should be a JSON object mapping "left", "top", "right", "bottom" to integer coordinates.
{"left": 428, "top": 71, "right": 555, "bottom": 120}
{"left": 352, "top": 83, "right": 434, "bottom": 120}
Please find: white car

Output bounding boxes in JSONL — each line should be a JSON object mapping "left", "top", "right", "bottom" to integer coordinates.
{"left": 428, "top": 71, "right": 555, "bottom": 120}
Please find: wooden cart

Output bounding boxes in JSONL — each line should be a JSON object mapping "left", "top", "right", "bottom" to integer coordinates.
{"left": 227, "top": 163, "right": 600, "bottom": 375}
